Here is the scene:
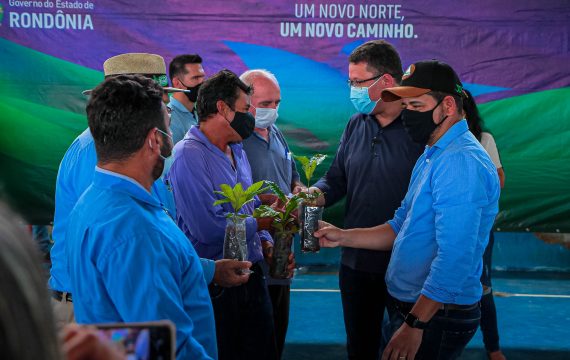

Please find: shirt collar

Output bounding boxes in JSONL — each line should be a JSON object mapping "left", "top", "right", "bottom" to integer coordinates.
{"left": 168, "top": 97, "right": 190, "bottom": 113}
{"left": 93, "top": 167, "right": 160, "bottom": 208}
{"left": 432, "top": 119, "right": 469, "bottom": 150}
{"left": 188, "top": 126, "right": 244, "bottom": 161}
{"left": 251, "top": 126, "right": 274, "bottom": 143}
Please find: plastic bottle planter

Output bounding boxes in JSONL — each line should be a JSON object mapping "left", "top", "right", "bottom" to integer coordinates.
{"left": 270, "top": 232, "right": 293, "bottom": 278}
{"left": 223, "top": 216, "right": 247, "bottom": 261}
{"left": 299, "top": 202, "right": 324, "bottom": 253}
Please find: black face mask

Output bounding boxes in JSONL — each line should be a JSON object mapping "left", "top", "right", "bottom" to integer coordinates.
{"left": 401, "top": 99, "right": 447, "bottom": 145}
{"left": 230, "top": 111, "right": 255, "bottom": 140}
{"left": 179, "top": 80, "right": 201, "bottom": 103}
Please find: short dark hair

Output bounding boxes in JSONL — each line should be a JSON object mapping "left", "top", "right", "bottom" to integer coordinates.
{"left": 349, "top": 40, "right": 403, "bottom": 83}
{"left": 428, "top": 90, "right": 464, "bottom": 116}
{"left": 196, "top": 69, "right": 252, "bottom": 122}
{"left": 168, "top": 54, "right": 203, "bottom": 81}
{"left": 87, "top": 74, "right": 165, "bottom": 163}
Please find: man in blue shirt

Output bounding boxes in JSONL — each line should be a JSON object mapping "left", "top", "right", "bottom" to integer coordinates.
{"left": 240, "top": 69, "right": 303, "bottom": 359}
{"left": 167, "top": 70, "right": 278, "bottom": 360}
{"left": 66, "top": 74, "right": 218, "bottom": 359}
{"left": 316, "top": 60, "right": 500, "bottom": 360}
{"left": 168, "top": 54, "right": 206, "bottom": 144}
{"left": 310, "top": 40, "right": 424, "bottom": 359}
{"left": 50, "top": 53, "right": 250, "bottom": 330}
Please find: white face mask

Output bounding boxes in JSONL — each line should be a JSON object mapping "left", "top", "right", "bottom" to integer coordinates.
{"left": 253, "top": 106, "right": 279, "bottom": 129}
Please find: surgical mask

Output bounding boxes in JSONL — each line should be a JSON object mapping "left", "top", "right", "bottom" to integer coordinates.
{"left": 229, "top": 110, "right": 255, "bottom": 140}
{"left": 252, "top": 105, "right": 278, "bottom": 129}
{"left": 401, "top": 99, "right": 447, "bottom": 145}
{"left": 179, "top": 79, "right": 201, "bottom": 103}
{"left": 350, "top": 77, "right": 382, "bottom": 114}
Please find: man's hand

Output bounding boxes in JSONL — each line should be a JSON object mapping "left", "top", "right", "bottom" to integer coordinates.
{"left": 314, "top": 220, "right": 345, "bottom": 248}
{"left": 257, "top": 217, "right": 274, "bottom": 232}
{"left": 292, "top": 182, "right": 308, "bottom": 194}
{"left": 381, "top": 323, "right": 423, "bottom": 360}
{"left": 62, "top": 324, "right": 125, "bottom": 360}
{"left": 307, "top": 186, "right": 326, "bottom": 206}
{"left": 213, "top": 259, "right": 252, "bottom": 287}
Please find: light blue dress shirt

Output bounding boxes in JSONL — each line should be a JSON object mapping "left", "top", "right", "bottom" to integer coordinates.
{"left": 67, "top": 168, "right": 217, "bottom": 360}
{"left": 50, "top": 129, "right": 214, "bottom": 293}
{"left": 386, "top": 120, "right": 500, "bottom": 305}
{"left": 168, "top": 97, "right": 198, "bottom": 144}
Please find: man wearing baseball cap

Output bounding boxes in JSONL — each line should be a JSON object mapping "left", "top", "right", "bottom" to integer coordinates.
{"left": 316, "top": 60, "right": 500, "bottom": 359}
{"left": 50, "top": 53, "right": 251, "bottom": 330}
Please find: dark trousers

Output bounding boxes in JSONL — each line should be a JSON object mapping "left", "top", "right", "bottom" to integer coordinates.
{"left": 339, "top": 264, "right": 388, "bottom": 360}
{"left": 389, "top": 297, "right": 480, "bottom": 360}
{"left": 268, "top": 284, "right": 290, "bottom": 359}
{"left": 209, "top": 263, "right": 278, "bottom": 360}
{"left": 480, "top": 232, "right": 501, "bottom": 352}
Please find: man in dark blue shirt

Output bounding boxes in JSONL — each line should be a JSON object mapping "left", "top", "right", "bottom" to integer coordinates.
{"left": 311, "top": 40, "right": 424, "bottom": 359}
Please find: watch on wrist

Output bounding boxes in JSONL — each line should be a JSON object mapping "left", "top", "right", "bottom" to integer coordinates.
{"left": 404, "top": 312, "right": 428, "bottom": 329}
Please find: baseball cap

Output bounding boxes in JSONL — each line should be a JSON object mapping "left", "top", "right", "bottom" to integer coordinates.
{"left": 381, "top": 60, "right": 464, "bottom": 102}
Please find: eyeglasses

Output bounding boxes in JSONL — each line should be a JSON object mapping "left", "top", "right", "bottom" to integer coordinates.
{"left": 347, "top": 74, "right": 383, "bottom": 88}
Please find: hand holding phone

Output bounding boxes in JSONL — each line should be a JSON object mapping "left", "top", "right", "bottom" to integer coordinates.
{"left": 95, "top": 320, "right": 175, "bottom": 360}
{"left": 62, "top": 324, "right": 125, "bottom": 360}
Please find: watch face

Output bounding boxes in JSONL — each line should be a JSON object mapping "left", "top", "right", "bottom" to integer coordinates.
{"left": 405, "top": 312, "right": 428, "bottom": 329}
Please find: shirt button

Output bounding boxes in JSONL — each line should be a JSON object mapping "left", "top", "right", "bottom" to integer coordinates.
{"left": 426, "top": 159, "right": 430, "bottom": 163}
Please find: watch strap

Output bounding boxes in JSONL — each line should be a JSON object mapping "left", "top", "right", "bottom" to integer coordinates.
{"left": 404, "top": 312, "right": 429, "bottom": 329}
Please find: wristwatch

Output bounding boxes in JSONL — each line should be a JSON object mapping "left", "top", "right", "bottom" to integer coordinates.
{"left": 404, "top": 312, "right": 429, "bottom": 329}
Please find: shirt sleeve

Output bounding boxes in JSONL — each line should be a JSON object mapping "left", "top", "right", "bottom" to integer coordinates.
{"left": 420, "top": 152, "right": 492, "bottom": 303}
{"left": 387, "top": 200, "right": 408, "bottom": 234}
{"left": 313, "top": 123, "right": 351, "bottom": 207}
{"left": 99, "top": 232, "right": 214, "bottom": 360}
{"left": 480, "top": 132, "right": 502, "bottom": 169}
{"left": 168, "top": 148, "right": 228, "bottom": 256}
{"left": 200, "top": 258, "right": 215, "bottom": 284}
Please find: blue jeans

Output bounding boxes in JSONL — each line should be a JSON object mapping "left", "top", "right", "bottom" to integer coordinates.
{"left": 388, "top": 296, "right": 480, "bottom": 360}
{"left": 209, "top": 262, "right": 277, "bottom": 360}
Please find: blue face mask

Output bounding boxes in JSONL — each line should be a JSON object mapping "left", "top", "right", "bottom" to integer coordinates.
{"left": 349, "top": 77, "right": 382, "bottom": 114}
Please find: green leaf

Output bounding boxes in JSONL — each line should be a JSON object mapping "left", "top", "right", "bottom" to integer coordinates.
{"left": 294, "top": 155, "right": 310, "bottom": 167}
{"left": 264, "top": 180, "right": 288, "bottom": 202}
{"left": 219, "top": 184, "right": 234, "bottom": 198}
{"left": 294, "top": 153, "right": 327, "bottom": 186}
{"left": 213, "top": 199, "right": 231, "bottom": 206}
{"left": 253, "top": 205, "right": 281, "bottom": 219}
{"left": 284, "top": 196, "right": 301, "bottom": 219}
{"left": 247, "top": 180, "right": 265, "bottom": 195}
{"left": 312, "top": 154, "right": 327, "bottom": 166}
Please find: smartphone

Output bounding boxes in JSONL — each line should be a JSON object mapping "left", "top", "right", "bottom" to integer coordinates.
{"left": 95, "top": 320, "right": 175, "bottom": 360}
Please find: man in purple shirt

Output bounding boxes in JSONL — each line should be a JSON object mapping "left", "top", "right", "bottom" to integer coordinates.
{"left": 167, "top": 69, "right": 278, "bottom": 360}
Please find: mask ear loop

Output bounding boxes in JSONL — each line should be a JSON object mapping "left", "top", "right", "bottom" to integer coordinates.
{"left": 366, "top": 75, "right": 384, "bottom": 110}
{"left": 433, "top": 98, "right": 448, "bottom": 125}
